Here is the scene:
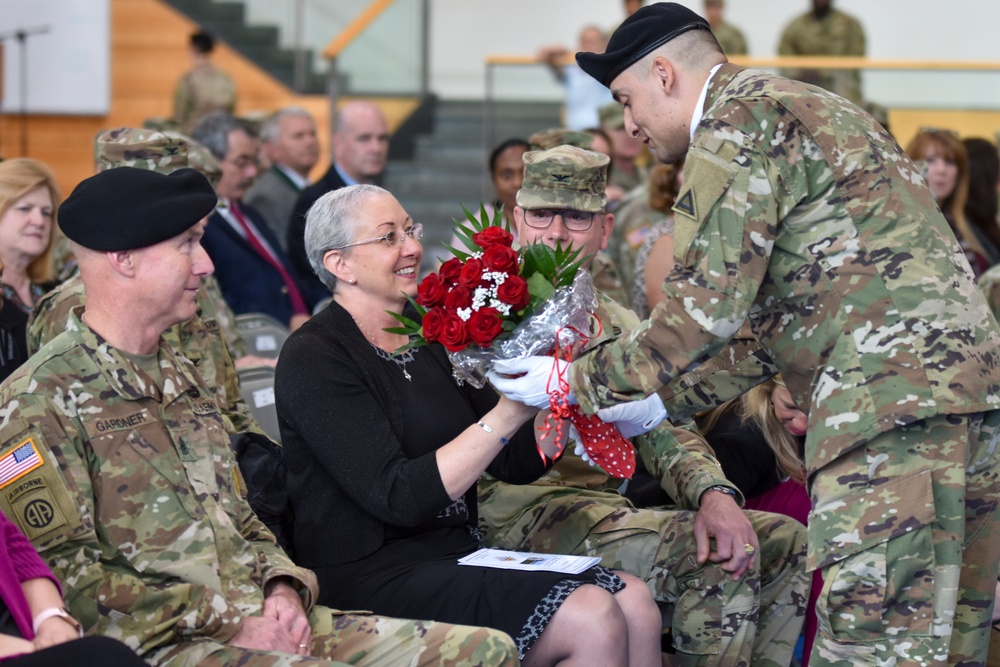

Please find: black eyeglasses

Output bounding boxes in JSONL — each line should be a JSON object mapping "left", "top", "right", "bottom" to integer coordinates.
{"left": 523, "top": 209, "right": 598, "bottom": 231}
{"left": 334, "top": 223, "right": 424, "bottom": 250}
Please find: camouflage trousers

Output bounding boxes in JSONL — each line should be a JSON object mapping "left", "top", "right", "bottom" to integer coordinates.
{"left": 146, "top": 607, "right": 518, "bottom": 667}
{"left": 808, "top": 410, "right": 1000, "bottom": 667}
{"left": 539, "top": 506, "right": 809, "bottom": 667}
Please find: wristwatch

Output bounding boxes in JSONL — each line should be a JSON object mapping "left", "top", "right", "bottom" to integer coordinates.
{"left": 702, "top": 484, "right": 740, "bottom": 503}
{"left": 32, "top": 607, "right": 83, "bottom": 637}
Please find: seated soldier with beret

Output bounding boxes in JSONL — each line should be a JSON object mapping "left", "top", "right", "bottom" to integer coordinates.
{"left": 0, "top": 166, "right": 519, "bottom": 667}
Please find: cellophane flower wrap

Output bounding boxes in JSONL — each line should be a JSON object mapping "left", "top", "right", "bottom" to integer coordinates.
{"left": 388, "top": 206, "right": 637, "bottom": 478}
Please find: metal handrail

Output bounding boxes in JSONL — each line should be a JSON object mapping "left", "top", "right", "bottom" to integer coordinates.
{"left": 485, "top": 54, "right": 1000, "bottom": 71}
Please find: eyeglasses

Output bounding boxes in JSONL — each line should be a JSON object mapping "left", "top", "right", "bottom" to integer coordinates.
{"left": 334, "top": 223, "right": 424, "bottom": 251}
{"left": 522, "top": 209, "right": 598, "bottom": 231}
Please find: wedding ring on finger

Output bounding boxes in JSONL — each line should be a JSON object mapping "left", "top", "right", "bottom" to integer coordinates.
{"left": 743, "top": 543, "right": 756, "bottom": 556}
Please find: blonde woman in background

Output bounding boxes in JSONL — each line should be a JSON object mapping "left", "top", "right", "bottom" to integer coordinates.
{"left": 0, "top": 159, "right": 60, "bottom": 363}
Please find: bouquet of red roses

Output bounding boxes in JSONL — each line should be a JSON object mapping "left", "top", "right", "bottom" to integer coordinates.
{"left": 388, "top": 206, "right": 636, "bottom": 478}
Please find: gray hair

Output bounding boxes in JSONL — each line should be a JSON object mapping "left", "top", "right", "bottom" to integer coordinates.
{"left": 260, "top": 106, "right": 314, "bottom": 144}
{"left": 191, "top": 112, "right": 257, "bottom": 161}
{"left": 305, "top": 184, "right": 389, "bottom": 291}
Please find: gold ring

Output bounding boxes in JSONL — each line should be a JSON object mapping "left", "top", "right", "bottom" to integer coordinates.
{"left": 743, "top": 543, "right": 756, "bottom": 556}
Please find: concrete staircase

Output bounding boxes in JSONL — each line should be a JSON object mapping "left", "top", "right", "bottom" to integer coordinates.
{"left": 385, "top": 100, "right": 563, "bottom": 270}
{"left": 162, "top": 0, "right": 328, "bottom": 93}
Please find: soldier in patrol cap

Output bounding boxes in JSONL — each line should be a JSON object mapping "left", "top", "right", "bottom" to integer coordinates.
{"left": 484, "top": 144, "right": 808, "bottom": 667}
{"left": 491, "top": 4, "right": 1000, "bottom": 665}
{"left": 0, "top": 166, "right": 519, "bottom": 667}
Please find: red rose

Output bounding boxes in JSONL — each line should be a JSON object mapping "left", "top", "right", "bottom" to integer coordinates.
{"left": 439, "top": 257, "right": 463, "bottom": 285}
{"left": 444, "top": 285, "right": 473, "bottom": 310}
{"left": 467, "top": 307, "right": 504, "bottom": 348}
{"left": 440, "top": 314, "right": 471, "bottom": 352}
{"left": 472, "top": 226, "right": 514, "bottom": 249}
{"left": 496, "top": 275, "right": 530, "bottom": 310}
{"left": 481, "top": 244, "right": 519, "bottom": 274}
{"left": 459, "top": 258, "right": 486, "bottom": 287}
{"left": 421, "top": 307, "right": 446, "bottom": 342}
{"left": 416, "top": 273, "right": 447, "bottom": 307}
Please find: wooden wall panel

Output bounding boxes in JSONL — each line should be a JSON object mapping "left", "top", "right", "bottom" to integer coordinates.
{"left": 0, "top": 0, "right": 416, "bottom": 199}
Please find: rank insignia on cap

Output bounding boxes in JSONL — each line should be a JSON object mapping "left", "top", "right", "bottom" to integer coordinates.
{"left": 0, "top": 439, "right": 44, "bottom": 490}
{"left": 674, "top": 189, "right": 696, "bottom": 219}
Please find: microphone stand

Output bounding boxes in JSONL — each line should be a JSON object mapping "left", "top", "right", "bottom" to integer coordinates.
{"left": 0, "top": 25, "right": 51, "bottom": 156}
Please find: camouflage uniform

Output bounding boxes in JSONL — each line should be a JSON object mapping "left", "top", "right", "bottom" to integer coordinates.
{"left": 480, "top": 292, "right": 808, "bottom": 667}
{"left": 778, "top": 7, "right": 866, "bottom": 104}
{"left": 27, "top": 273, "right": 260, "bottom": 438}
{"left": 0, "top": 308, "right": 518, "bottom": 667}
{"left": 711, "top": 21, "right": 747, "bottom": 57}
{"left": 174, "top": 62, "right": 237, "bottom": 134}
{"left": 570, "top": 64, "right": 1000, "bottom": 665}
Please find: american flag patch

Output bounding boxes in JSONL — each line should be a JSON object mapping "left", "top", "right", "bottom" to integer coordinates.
{"left": 0, "top": 439, "right": 43, "bottom": 489}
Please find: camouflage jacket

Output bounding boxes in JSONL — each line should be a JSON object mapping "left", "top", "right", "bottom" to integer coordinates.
{"left": 777, "top": 8, "right": 865, "bottom": 103}
{"left": 0, "top": 308, "right": 315, "bottom": 654}
{"left": 27, "top": 274, "right": 262, "bottom": 438}
{"left": 713, "top": 21, "right": 748, "bottom": 57}
{"left": 479, "top": 292, "right": 738, "bottom": 553}
{"left": 571, "top": 64, "right": 1000, "bottom": 475}
{"left": 173, "top": 62, "right": 236, "bottom": 134}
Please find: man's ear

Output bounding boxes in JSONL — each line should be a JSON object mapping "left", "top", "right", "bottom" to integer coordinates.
{"left": 106, "top": 250, "right": 136, "bottom": 277}
{"left": 651, "top": 56, "right": 677, "bottom": 96}
{"left": 599, "top": 212, "right": 615, "bottom": 251}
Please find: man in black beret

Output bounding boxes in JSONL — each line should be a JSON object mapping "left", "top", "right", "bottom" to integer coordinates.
{"left": 0, "top": 166, "right": 519, "bottom": 667}
{"left": 491, "top": 3, "right": 1000, "bottom": 666}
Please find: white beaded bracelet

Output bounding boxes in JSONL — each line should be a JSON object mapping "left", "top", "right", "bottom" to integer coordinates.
{"left": 476, "top": 420, "right": 510, "bottom": 446}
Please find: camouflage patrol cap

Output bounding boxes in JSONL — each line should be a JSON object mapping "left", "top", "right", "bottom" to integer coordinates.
{"left": 577, "top": 3, "right": 710, "bottom": 86}
{"left": 516, "top": 145, "right": 609, "bottom": 212}
{"left": 95, "top": 127, "right": 223, "bottom": 188}
{"left": 529, "top": 128, "right": 595, "bottom": 151}
{"left": 598, "top": 103, "right": 625, "bottom": 130}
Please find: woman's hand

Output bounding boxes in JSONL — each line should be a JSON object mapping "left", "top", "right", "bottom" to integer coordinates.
{"left": 0, "top": 633, "right": 36, "bottom": 659}
{"left": 32, "top": 615, "right": 81, "bottom": 651}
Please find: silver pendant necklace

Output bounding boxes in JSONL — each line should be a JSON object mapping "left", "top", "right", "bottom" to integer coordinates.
{"left": 352, "top": 315, "right": 414, "bottom": 381}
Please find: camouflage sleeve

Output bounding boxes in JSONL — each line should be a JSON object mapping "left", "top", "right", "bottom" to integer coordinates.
{"left": 26, "top": 293, "right": 62, "bottom": 355}
{"left": 230, "top": 467, "right": 319, "bottom": 612}
{"left": 0, "top": 411, "right": 245, "bottom": 650}
{"left": 571, "top": 133, "right": 778, "bottom": 414}
{"left": 846, "top": 16, "right": 866, "bottom": 56}
{"left": 173, "top": 75, "right": 194, "bottom": 129}
{"left": 634, "top": 418, "right": 742, "bottom": 511}
{"left": 659, "top": 325, "right": 777, "bottom": 422}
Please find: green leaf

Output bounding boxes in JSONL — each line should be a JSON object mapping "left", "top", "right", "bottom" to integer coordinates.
{"left": 526, "top": 271, "right": 556, "bottom": 303}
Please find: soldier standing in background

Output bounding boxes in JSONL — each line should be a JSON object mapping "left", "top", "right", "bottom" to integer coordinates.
{"left": 778, "top": 0, "right": 866, "bottom": 104}
{"left": 0, "top": 166, "right": 519, "bottom": 667}
{"left": 703, "top": 0, "right": 746, "bottom": 57}
{"left": 490, "top": 4, "right": 1000, "bottom": 665}
{"left": 174, "top": 31, "right": 237, "bottom": 134}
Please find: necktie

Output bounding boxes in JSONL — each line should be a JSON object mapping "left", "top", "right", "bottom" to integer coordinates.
{"left": 229, "top": 201, "right": 309, "bottom": 316}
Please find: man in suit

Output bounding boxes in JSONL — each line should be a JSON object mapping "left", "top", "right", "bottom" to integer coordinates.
{"left": 287, "top": 101, "right": 389, "bottom": 295}
{"left": 193, "top": 112, "right": 325, "bottom": 331}
{"left": 245, "top": 107, "right": 320, "bottom": 251}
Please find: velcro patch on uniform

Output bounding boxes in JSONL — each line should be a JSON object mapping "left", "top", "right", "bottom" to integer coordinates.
{"left": 10, "top": 485, "right": 67, "bottom": 542}
{"left": 673, "top": 189, "right": 697, "bottom": 220}
{"left": 0, "top": 438, "right": 44, "bottom": 490}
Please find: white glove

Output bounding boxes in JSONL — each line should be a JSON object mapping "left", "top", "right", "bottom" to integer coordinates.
{"left": 596, "top": 394, "right": 668, "bottom": 439}
{"left": 570, "top": 427, "right": 596, "bottom": 467}
{"left": 487, "top": 356, "right": 577, "bottom": 410}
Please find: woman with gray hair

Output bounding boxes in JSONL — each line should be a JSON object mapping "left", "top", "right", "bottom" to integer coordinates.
{"left": 275, "top": 184, "right": 662, "bottom": 667}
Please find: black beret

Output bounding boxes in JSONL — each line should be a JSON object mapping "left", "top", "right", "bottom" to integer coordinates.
{"left": 576, "top": 3, "right": 710, "bottom": 87}
{"left": 60, "top": 167, "right": 218, "bottom": 251}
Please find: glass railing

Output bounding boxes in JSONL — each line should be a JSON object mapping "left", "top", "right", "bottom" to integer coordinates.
{"left": 238, "top": 0, "right": 428, "bottom": 96}
{"left": 484, "top": 55, "right": 1000, "bottom": 147}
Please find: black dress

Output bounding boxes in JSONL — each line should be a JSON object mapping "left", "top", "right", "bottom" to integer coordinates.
{"left": 308, "top": 344, "right": 623, "bottom": 659}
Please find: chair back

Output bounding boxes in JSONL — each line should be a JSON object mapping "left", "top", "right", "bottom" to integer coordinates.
{"left": 238, "top": 365, "right": 282, "bottom": 443}
{"left": 235, "top": 313, "right": 290, "bottom": 360}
